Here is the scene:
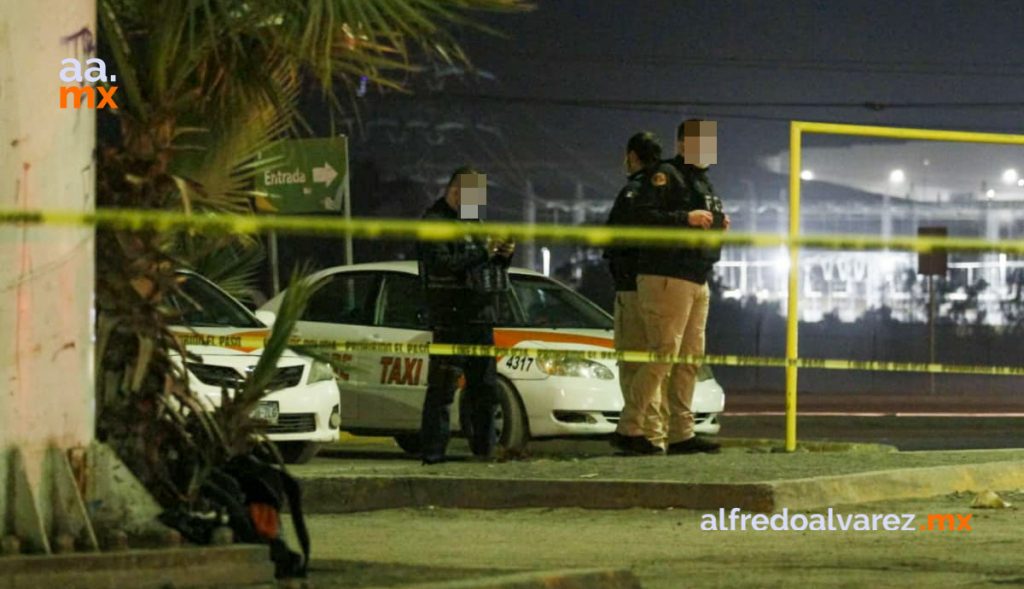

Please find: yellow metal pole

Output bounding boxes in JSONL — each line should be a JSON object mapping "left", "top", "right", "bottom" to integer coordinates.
{"left": 786, "top": 122, "right": 802, "bottom": 452}
{"left": 791, "top": 121, "right": 1024, "bottom": 146}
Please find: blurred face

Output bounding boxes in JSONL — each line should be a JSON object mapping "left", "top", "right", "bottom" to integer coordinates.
{"left": 446, "top": 172, "right": 487, "bottom": 219}
{"left": 679, "top": 120, "right": 717, "bottom": 168}
{"left": 625, "top": 150, "right": 644, "bottom": 174}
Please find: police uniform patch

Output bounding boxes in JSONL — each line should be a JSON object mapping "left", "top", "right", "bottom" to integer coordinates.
{"left": 651, "top": 172, "right": 668, "bottom": 187}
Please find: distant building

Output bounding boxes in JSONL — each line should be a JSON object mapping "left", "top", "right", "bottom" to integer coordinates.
{"left": 727, "top": 141, "right": 1024, "bottom": 324}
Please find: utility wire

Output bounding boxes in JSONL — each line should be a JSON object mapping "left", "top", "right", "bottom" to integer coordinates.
{"left": 447, "top": 93, "right": 1024, "bottom": 112}
{"left": 372, "top": 91, "right": 1024, "bottom": 128}
{"left": 498, "top": 51, "right": 1024, "bottom": 79}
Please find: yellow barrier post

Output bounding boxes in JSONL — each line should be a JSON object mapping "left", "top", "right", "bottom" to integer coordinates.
{"left": 784, "top": 120, "right": 1024, "bottom": 452}
{"left": 786, "top": 122, "right": 803, "bottom": 452}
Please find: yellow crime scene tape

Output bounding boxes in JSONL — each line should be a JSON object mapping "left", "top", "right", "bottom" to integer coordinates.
{"left": 7, "top": 121, "right": 1022, "bottom": 455}
{"left": 3, "top": 207, "right": 1024, "bottom": 254}
{"left": 173, "top": 332, "right": 1024, "bottom": 378}
{"left": 6, "top": 206, "right": 1024, "bottom": 379}
{"left": 6, "top": 193, "right": 1024, "bottom": 458}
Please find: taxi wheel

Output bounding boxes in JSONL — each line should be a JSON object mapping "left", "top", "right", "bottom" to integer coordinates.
{"left": 494, "top": 378, "right": 528, "bottom": 453}
{"left": 393, "top": 433, "right": 423, "bottom": 455}
{"left": 276, "top": 442, "right": 321, "bottom": 464}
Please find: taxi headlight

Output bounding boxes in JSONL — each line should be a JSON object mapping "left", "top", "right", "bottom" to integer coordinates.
{"left": 538, "top": 358, "right": 614, "bottom": 380}
{"left": 308, "top": 360, "right": 336, "bottom": 384}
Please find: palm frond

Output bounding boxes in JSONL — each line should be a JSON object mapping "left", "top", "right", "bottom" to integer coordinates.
{"left": 188, "top": 241, "right": 267, "bottom": 303}
{"left": 214, "top": 267, "right": 317, "bottom": 455}
{"left": 96, "top": 0, "right": 532, "bottom": 502}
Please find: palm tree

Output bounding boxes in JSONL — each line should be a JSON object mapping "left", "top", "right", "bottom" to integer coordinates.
{"left": 95, "top": 0, "right": 532, "bottom": 506}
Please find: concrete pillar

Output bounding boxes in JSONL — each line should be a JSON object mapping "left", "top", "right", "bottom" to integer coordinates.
{"left": 524, "top": 180, "right": 537, "bottom": 271}
{"left": 1, "top": 0, "right": 97, "bottom": 543}
{"left": 881, "top": 192, "right": 892, "bottom": 241}
{"left": 984, "top": 203, "right": 1000, "bottom": 291}
{"left": 572, "top": 181, "right": 586, "bottom": 225}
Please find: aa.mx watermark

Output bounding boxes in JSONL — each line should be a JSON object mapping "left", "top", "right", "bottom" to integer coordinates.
{"left": 59, "top": 57, "right": 118, "bottom": 110}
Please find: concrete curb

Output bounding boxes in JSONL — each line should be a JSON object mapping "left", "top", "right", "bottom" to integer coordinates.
{"left": 771, "top": 460, "right": 1024, "bottom": 510}
{"left": 299, "top": 460, "right": 1024, "bottom": 514}
{"left": 362, "top": 568, "right": 640, "bottom": 589}
{"left": 0, "top": 545, "right": 274, "bottom": 589}
{"left": 302, "top": 476, "right": 776, "bottom": 513}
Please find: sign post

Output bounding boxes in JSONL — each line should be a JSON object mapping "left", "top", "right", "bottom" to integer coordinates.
{"left": 918, "top": 226, "right": 948, "bottom": 395}
{"left": 254, "top": 137, "right": 351, "bottom": 292}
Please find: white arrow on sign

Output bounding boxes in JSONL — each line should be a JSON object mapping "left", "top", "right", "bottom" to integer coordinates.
{"left": 312, "top": 162, "right": 338, "bottom": 186}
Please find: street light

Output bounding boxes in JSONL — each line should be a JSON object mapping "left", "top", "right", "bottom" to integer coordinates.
{"left": 800, "top": 170, "right": 815, "bottom": 181}
{"left": 889, "top": 169, "right": 905, "bottom": 184}
{"left": 773, "top": 247, "right": 790, "bottom": 271}
{"left": 986, "top": 188, "right": 996, "bottom": 199}
{"left": 1002, "top": 168, "right": 1019, "bottom": 185}
{"left": 880, "top": 252, "right": 899, "bottom": 275}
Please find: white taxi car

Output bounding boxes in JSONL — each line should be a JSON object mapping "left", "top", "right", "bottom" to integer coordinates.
{"left": 168, "top": 270, "right": 342, "bottom": 463}
{"left": 260, "top": 261, "right": 724, "bottom": 453}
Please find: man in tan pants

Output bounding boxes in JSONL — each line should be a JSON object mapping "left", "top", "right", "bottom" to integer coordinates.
{"left": 629, "top": 119, "right": 728, "bottom": 454}
{"left": 604, "top": 133, "right": 665, "bottom": 454}
{"left": 637, "top": 275, "right": 709, "bottom": 447}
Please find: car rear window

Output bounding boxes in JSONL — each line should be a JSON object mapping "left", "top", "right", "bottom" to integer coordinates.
{"left": 378, "top": 273, "right": 429, "bottom": 329}
{"left": 303, "top": 272, "right": 379, "bottom": 325}
{"left": 504, "top": 275, "right": 613, "bottom": 329}
{"left": 167, "top": 273, "right": 262, "bottom": 328}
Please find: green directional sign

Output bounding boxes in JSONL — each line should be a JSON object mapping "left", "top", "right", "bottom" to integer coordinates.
{"left": 254, "top": 136, "right": 349, "bottom": 214}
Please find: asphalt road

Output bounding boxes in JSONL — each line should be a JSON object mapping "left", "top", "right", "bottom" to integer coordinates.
{"left": 722, "top": 414, "right": 1024, "bottom": 451}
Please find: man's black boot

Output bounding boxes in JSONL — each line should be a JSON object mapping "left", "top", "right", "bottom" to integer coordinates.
{"left": 667, "top": 436, "right": 721, "bottom": 455}
{"left": 616, "top": 435, "right": 664, "bottom": 456}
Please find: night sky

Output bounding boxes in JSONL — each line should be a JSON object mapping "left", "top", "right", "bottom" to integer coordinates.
{"left": 436, "top": 0, "right": 1024, "bottom": 206}
{"left": 326, "top": 0, "right": 1024, "bottom": 277}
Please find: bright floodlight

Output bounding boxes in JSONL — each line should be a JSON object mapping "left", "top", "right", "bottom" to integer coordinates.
{"left": 1003, "top": 168, "right": 1019, "bottom": 184}
{"left": 1017, "top": 178, "right": 1024, "bottom": 187}
{"left": 880, "top": 253, "right": 893, "bottom": 273}
{"left": 800, "top": 170, "right": 814, "bottom": 181}
{"left": 889, "top": 169, "right": 905, "bottom": 183}
{"left": 986, "top": 188, "right": 996, "bottom": 199}
{"left": 773, "top": 248, "right": 790, "bottom": 271}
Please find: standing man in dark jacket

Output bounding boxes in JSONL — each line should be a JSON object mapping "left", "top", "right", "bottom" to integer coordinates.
{"left": 417, "top": 166, "right": 514, "bottom": 464}
{"left": 629, "top": 119, "right": 729, "bottom": 455}
{"left": 604, "top": 132, "right": 665, "bottom": 455}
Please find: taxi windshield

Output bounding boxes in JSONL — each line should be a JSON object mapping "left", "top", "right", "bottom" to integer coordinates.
{"left": 504, "top": 275, "right": 613, "bottom": 330}
{"left": 166, "top": 273, "right": 262, "bottom": 328}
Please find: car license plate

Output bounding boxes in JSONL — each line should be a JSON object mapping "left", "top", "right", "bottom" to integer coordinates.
{"left": 251, "top": 401, "right": 279, "bottom": 425}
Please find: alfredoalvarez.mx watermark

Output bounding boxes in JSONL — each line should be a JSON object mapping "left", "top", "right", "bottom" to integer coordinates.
{"left": 59, "top": 58, "right": 118, "bottom": 110}
{"left": 702, "top": 508, "right": 973, "bottom": 532}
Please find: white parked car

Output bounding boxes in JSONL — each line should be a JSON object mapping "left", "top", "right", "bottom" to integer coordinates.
{"left": 167, "top": 270, "right": 342, "bottom": 463}
{"left": 260, "top": 262, "right": 724, "bottom": 454}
